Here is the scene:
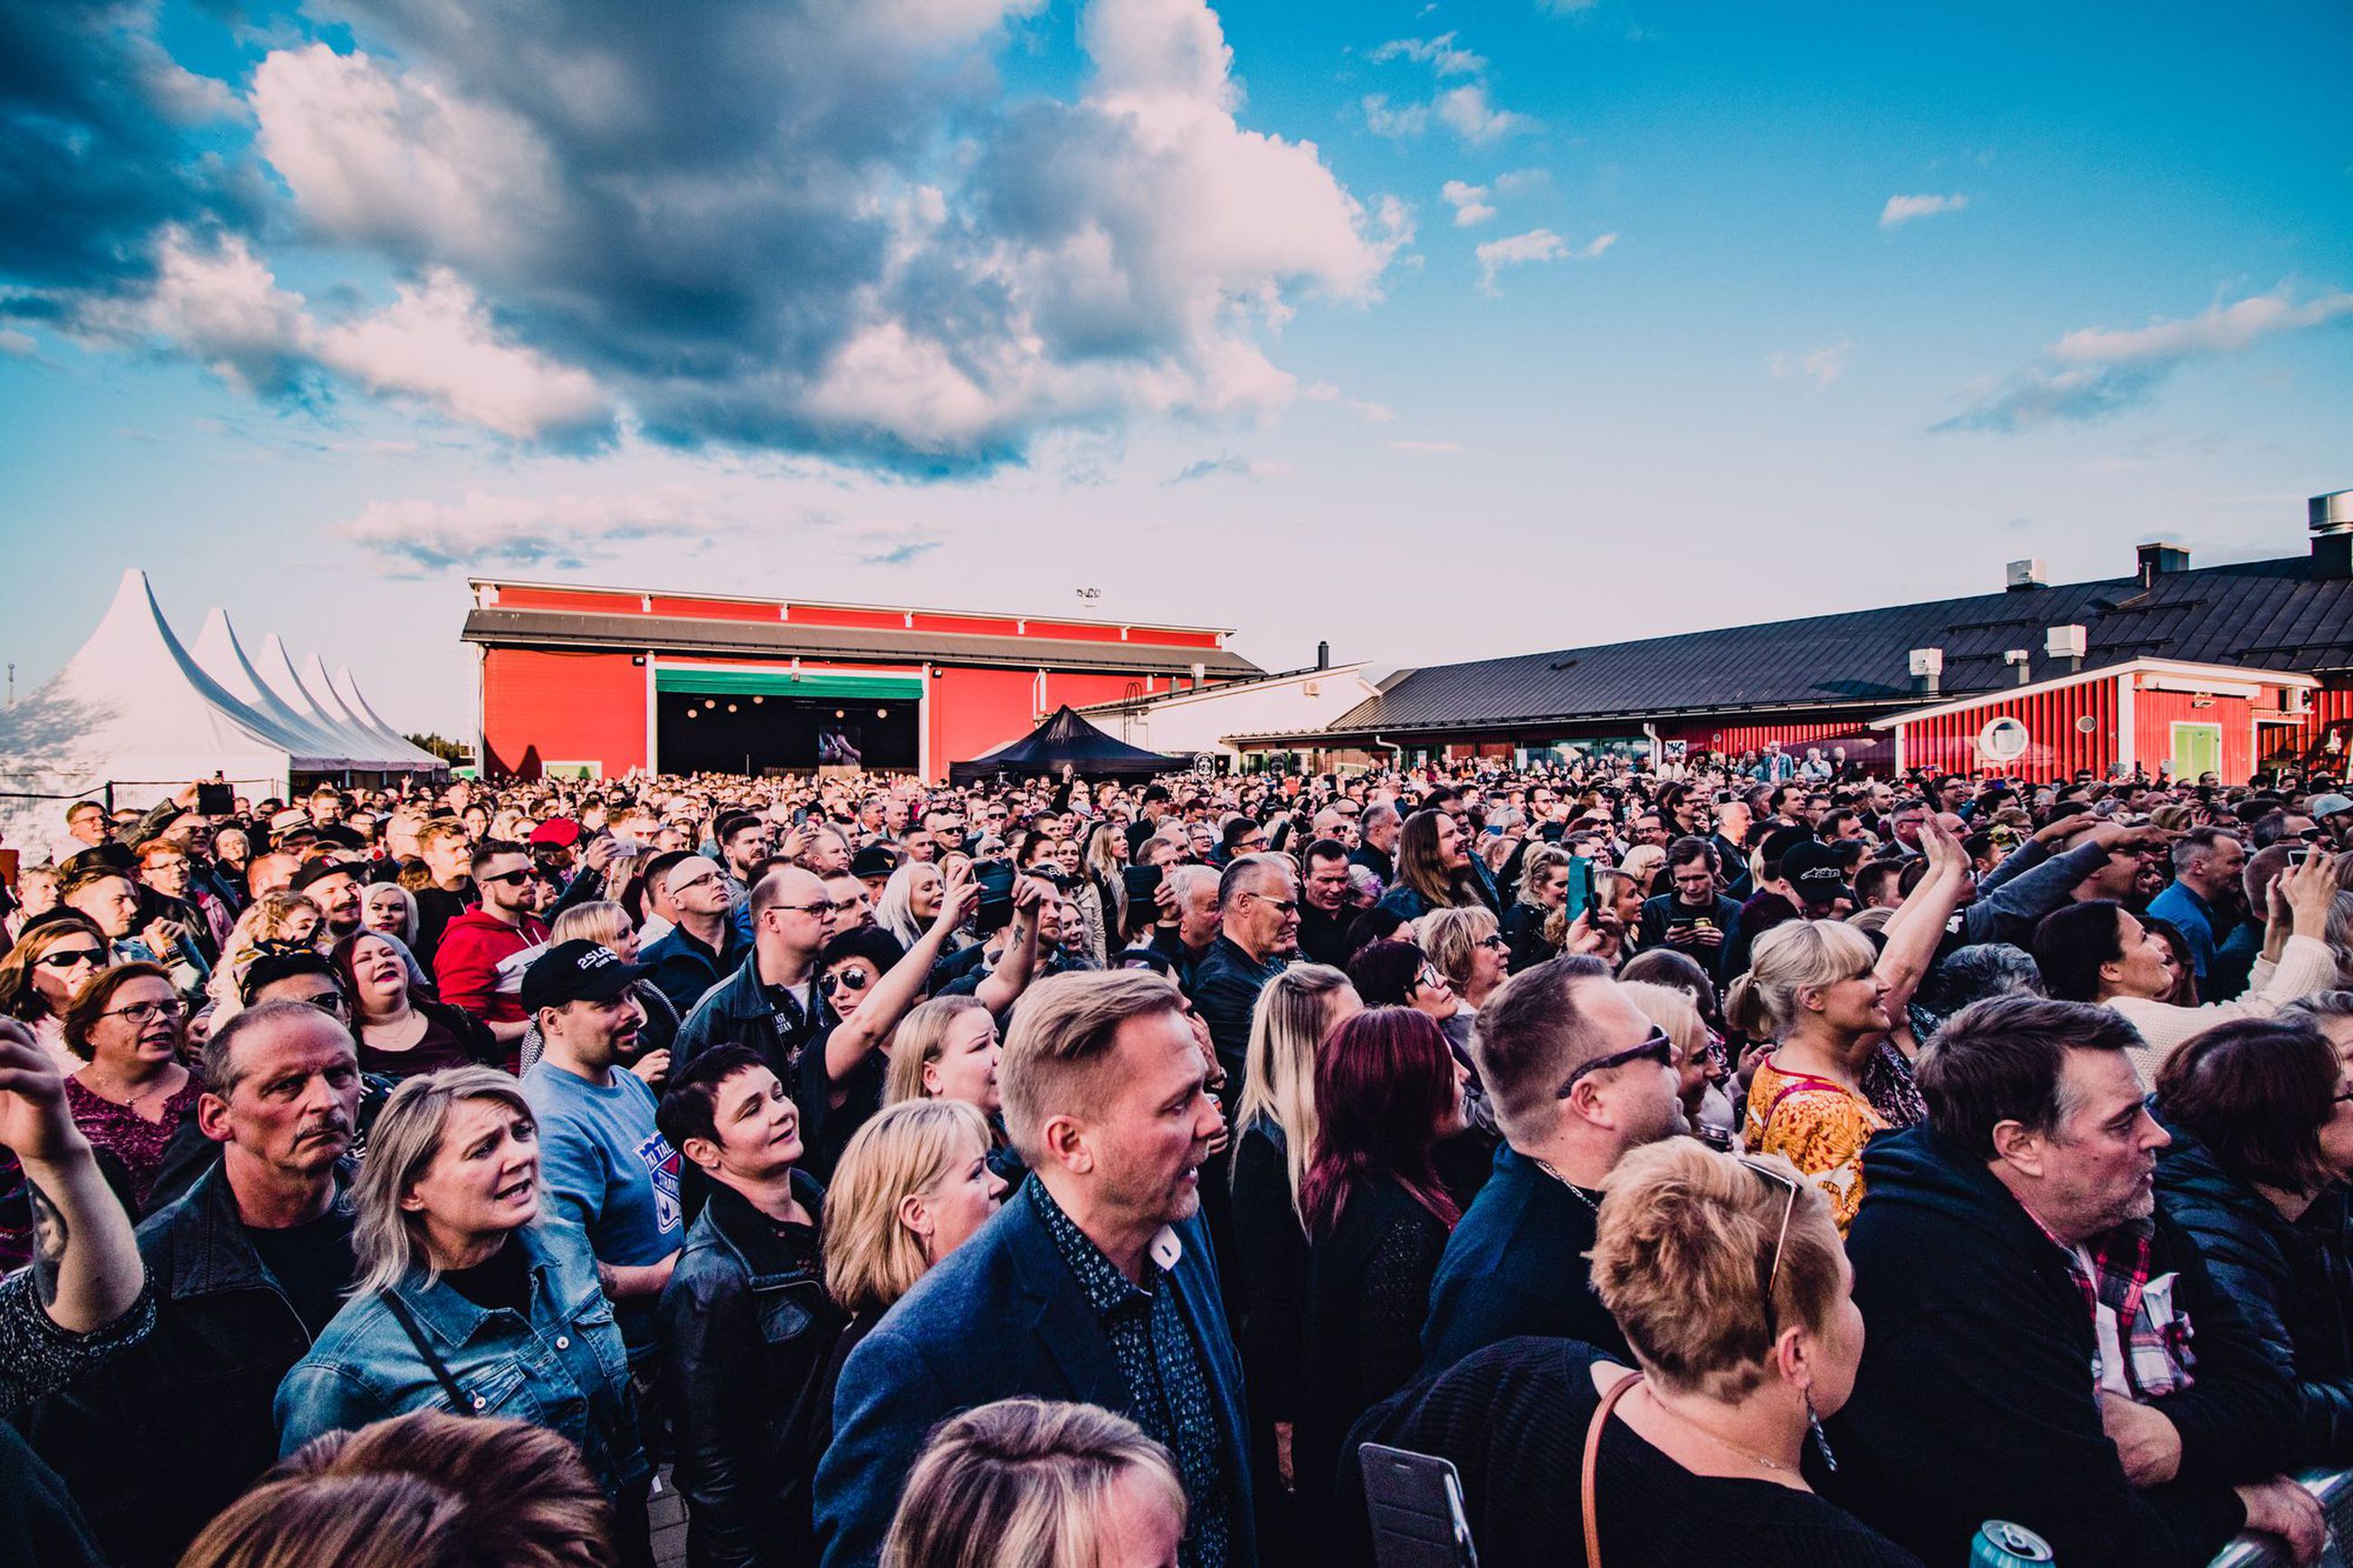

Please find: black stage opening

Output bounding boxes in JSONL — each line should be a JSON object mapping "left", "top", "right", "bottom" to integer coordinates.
{"left": 657, "top": 691, "right": 919, "bottom": 774}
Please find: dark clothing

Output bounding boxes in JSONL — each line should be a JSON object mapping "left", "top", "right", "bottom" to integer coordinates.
{"left": 0, "top": 1266, "right": 154, "bottom": 1568}
{"left": 243, "top": 1205, "right": 359, "bottom": 1340}
{"left": 410, "top": 881, "right": 472, "bottom": 967}
{"left": 1148, "top": 925, "right": 1211, "bottom": 993}
{"left": 1229, "top": 1118, "right": 1307, "bottom": 1554}
{"left": 816, "top": 1180, "right": 1254, "bottom": 1568}
{"left": 1709, "top": 832, "right": 1754, "bottom": 900}
{"left": 1188, "top": 936, "right": 1290, "bottom": 1093}
{"left": 673, "top": 956, "right": 874, "bottom": 1183}
{"left": 642, "top": 921, "right": 752, "bottom": 1018}
{"left": 355, "top": 998, "right": 501, "bottom": 1079}
{"left": 2157, "top": 1126, "right": 2353, "bottom": 1467}
{"left": 1830, "top": 1126, "right": 2290, "bottom": 1568}
{"left": 1295, "top": 902, "right": 1356, "bottom": 970}
{"left": 658, "top": 1174, "right": 843, "bottom": 1568}
{"left": 1498, "top": 900, "right": 1558, "bottom": 974}
{"left": 23, "top": 1165, "right": 356, "bottom": 1568}
{"left": 1299, "top": 1174, "right": 1450, "bottom": 1537}
{"left": 1422, "top": 1142, "right": 1628, "bottom": 1373}
{"left": 1036, "top": 1180, "right": 1234, "bottom": 1568}
{"left": 1348, "top": 843, "right": 1394, "bottom": 889}
{"left": 1333, "top": 1338, "right": 1922, "bottom": 1568}
{"left": 1635, "top": 892, "right": 1744, "bottom": 984}
{"left": 1721, "top": 889, "right": 1798, "bottom": 980}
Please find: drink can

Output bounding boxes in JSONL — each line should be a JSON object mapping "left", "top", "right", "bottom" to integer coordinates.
{"left": 1971, "top": 1521, "right": 2053, "bottom": 1566}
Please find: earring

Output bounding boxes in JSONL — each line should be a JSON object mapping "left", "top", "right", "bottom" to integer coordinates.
{"left": 1805, "top": 1389, "right": 1838, "bottom": 1473}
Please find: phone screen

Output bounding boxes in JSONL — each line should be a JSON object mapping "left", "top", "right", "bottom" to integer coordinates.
{"left": 1564, "top": 856, "right": 1593, "bottom": 922}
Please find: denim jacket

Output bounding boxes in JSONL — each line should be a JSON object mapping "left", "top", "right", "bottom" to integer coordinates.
{"left": 273, "top": 1218, "right": 648, "bottom": 1498}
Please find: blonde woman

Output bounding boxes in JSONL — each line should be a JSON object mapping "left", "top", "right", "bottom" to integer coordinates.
{"left": 817, "top": 1100, "right": 1007, "bottom": 1449}
{"left": 885, "top": 995, "right": 1021, "bottom": 1184}
{"left": 881, "top": 1398, "right": 1184, "bottom": 1568}
{"left": 1415, "top": 906, "right": 1507, "bottom": 1057}
{"left": 274, "top": 1067, "right": 652, "bottom": 1551}
{"left": 207, "top": 892, "right": 325, "bottom": 1022}
{"left": 1500, "top": 844, "right": 1569, "bottom": 973}
{"left": 1227, "top": 965, "right": 1357, "bottom": 1521}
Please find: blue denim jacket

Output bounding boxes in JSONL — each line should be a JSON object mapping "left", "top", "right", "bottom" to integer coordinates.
{"left": 273, "top": 1219, "right": 647, "bottom": 1498}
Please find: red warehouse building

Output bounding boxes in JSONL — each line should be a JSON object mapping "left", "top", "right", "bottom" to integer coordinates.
{"left": 462, "top": 580, "right": 1260, "bottom": 782}
{"left": 1243, "top": 492, "right": 2353, "bottom": 784}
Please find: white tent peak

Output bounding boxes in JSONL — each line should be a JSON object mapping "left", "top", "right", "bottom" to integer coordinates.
{"left": 252, "top": 632, "right": 386, "bottom": 767}
{"left": 296, "top": 650, "right": 405, "bottom": 770}
{"left": 329, "top": 664, "right": 443, "bottom": 770}
{"left": 191, "top": 609, "right": 362, "bottom": 768}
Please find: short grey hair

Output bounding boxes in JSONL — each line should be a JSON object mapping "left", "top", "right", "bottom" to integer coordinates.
{"left": 1164, "top": 865, "right": 1219, "bottom": 911}
{"left": 1215, "top": 853, "right": 1292, "bottom": 910}
{"left": 203, "top": 1000, "right": 355, "bottom": 1102}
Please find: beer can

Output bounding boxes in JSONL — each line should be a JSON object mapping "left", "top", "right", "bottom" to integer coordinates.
{"left": 1971, "top": 1521, "right": 2053, "bottom": 1567}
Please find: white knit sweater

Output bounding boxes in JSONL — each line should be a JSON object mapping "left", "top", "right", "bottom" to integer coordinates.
{"left": 2107, "top": 934, "right": 2342, "bottom": 1079}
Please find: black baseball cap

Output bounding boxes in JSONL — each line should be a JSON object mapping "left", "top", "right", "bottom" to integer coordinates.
{"left": 520, "top": 940, "right": 651, "bottom": 1013}
{"left": 290, "top": 857, "right": 361, "bottom": 893}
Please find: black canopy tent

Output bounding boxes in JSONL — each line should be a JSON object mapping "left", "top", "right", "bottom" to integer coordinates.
{"left": 948, "top": 705, "right": 1185, "bottom": 784}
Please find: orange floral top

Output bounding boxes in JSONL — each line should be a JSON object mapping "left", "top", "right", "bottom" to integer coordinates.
{"left": 1743, "top": 1055, "right": 1888, "bottom": 1235}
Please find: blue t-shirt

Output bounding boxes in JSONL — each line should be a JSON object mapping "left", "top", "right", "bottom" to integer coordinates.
{"left": 2145, "top": 880, "right": 2216, "bottom": 981}
{"left": 520, "top": 1060, "right": 682, "bottom": 1361}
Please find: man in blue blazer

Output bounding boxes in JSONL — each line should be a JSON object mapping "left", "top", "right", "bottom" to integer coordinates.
{"left": 815, "top": 971, "right": 1254, "bottom": 1568}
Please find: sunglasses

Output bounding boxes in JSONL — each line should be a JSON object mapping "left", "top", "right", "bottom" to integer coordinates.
{"left": 1554, "top": 1027, "right": 1678, "bottom": 1098}
{"left": 819, "top": 967, "right": 873, "bottom": 995}
{"left": 37, "top": 947, "right": 107, "bottom": 969}
{"left": 1476, "top": 934, "right": 1509, "bottom": 950}
{"left": 1737, "top": 1157, "right": 1801, "bottom": 1330}
{"left": 481, "top": 869, "right": 551, "bottom": 887}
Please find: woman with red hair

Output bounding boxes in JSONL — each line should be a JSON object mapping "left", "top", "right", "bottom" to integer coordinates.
{"left": 1294, "top": 1005, "right": 1468, "bottom": 1535}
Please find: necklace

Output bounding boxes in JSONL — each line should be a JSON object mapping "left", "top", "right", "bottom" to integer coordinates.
{"left": 1532, "top": 1156, "right": 1603, "bottom": 1213}
{"left": 1637, "top": 1383, "right": 1796, "bottom": 1476}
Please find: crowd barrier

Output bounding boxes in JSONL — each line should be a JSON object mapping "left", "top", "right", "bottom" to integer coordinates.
{"left": 2210, "top": 1470, "right": 2353, "bottom": 1568}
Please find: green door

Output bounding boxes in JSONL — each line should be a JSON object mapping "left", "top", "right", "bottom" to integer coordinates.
{"left": 2170, "top": 722, "right": 2222, "bottom": 781}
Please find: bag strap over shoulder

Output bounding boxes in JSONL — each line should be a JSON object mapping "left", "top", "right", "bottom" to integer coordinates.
{"left": 377, "top": 1288, "right": 481, "bottom": 1416}
{"left": 1582, "top": 1371, "right": 1641, "bottom": 1568}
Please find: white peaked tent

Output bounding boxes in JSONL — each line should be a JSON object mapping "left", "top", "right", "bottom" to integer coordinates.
{"left": 329, "top": 664, "right": 445, "bottom": 772}
{"left": 253, "top": 632, "right": 403, "bottom": 772}
{"left": 298, "top": 651, "right": 414, "bottom": 773}
{"left": 0, "top": 572, "right": 329, "bottom": 845}
{"left": 191, "top": 609, "right": 370, "bottom": 770}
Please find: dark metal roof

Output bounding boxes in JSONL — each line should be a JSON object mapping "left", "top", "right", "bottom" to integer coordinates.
{"left": 462, "top": 607, "right": 1262, "bottom": 679}
{"left": 1322, "top": 553, "right": 2353, "bottom": 737}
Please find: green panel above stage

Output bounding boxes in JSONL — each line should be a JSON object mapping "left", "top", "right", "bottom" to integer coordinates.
{"left": 655, "top": 669, "right": 924, "bottom": 699}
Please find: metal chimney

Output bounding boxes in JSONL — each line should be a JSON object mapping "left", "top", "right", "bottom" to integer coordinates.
{"left": 2046, "top": 623, "right": 2087, "bottom": 674}
{"left": 2311, "top": 490, "right": 2353, "bottom": 580}
{"left": 2005, "top": 559, "right": 2047, "bottom": 592}
{"left": 1316, "top": 640, "right": 1330, "bottom": 670}
{"left": 2136, "top": 541, "right": 2189, "bottom": 589}
{"left": 1909, "top": 647, "right": 1944, "bottom": 698}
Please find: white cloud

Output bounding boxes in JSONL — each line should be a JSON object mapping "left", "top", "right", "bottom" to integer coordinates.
{"left": 1767, "top": 338, "right": 1853, "bottom": 386}
{"left": 1880, "top": 192, "right": 1968, "bottom": 227}
{"left": 1940, "top": 284, "right": 2353, "bottom": 432}
{"left": 2050, "top": 290, "right": 2353, "bottom": 366}
{"left": 1442, "top": 179, "right": 1496, "bottom": 226}
{"left": 1164, "top": 452, "right": 1289, "bottom": 484}
{"left": 1386, "top": 438, "right": 1462, "bottom": 455}
{"left": 1305, "top": 381, "right": 1395, "bottom": 423}
{"left": 312, "top": 270, "right": 614, "bottom": 442}
{"left": 1371, "top": 33, "right": 1487, "bottom": 77}
{"left": 0, "top": 329, "right": 34, "bottom": 356}
{"left": 337, "top": 485, "right": 740, "bottom": 573}
{"left": 1362, "top": 93, "right": 1429, "bottom": 137}
{"left": 1472, "top": 226, "right": 1607, "bottom": 294}
{"left": 1435, "top": 83, "right": 1532, "bottom": 142}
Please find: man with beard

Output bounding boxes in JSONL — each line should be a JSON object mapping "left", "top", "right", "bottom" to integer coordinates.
{"left": 26, "top": 1003, "right": 363, "bottom": 1567}
{"left": 1829, "top": 995, "right": 2310, "bottom": 1568}
{"left": 520, "top": 941, "right": 685, "bottom": 1377}
{"left": 817, "top": 972, "right": 1251, "bottom": 1568}
{"left": 1419, "top": 956, "right": 1686, "bottom": 1373}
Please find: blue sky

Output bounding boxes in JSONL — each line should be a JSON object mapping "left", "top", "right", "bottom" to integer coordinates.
{"left": 2, "top": 0, "right": 2348, "bottom": 736}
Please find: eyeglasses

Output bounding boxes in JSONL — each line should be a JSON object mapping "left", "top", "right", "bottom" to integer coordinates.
{"left": 1246, "top": 893, "right": 1297, "bottom": 915}
{"left": 671, "top": 870, "right": 721, "bottom": 894}
{"left": 819, "top": 967, "right": 873, "bottom": 995}
{"left": 1554, "top": 1027, "right": 1677, "bottom": 1098}
{"left": 37, "top": 947, "right": 107, "bottom": 969}
{"left": 293, "top": 990, "right": 348, "bottom": 1014}
{"left": 1736, "top": 1157, "right": 1801, "bottom": 1330}
{"left": 103, "top": 999, "right": 184, "bottom": 1025}
{"left": 767, "top": 900, "right": 833, "bottom": 919}
{"left": 1476, "top": 934, "right": 1509, "bottom": 950}
{"left": 481, "top": 869, "right": 549, "bottom": 887}
{"left": 1414, "top": 965, "right": 1448, "bottom": 991}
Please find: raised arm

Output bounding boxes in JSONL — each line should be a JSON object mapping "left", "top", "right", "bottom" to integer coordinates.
{"left": 974, "top": 874, "right": 1047, "bottom": 1017}
{"left": 1872, "top": 814, "right": 1966, "bottom": 1018}
{"left": 826, "top": 879, "right": 984, "bottom": 1080}
{"left": 0, "top": 1021, "right": 143, "bottom": 1335}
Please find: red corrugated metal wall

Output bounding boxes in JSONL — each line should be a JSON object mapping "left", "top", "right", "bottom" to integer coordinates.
{"left": 2300, "top": 686, "right": 2353, "bottom": 764}
{"left": 481, "top": 650, "right": 647, "bottom": 778}
{"left": 1657, "top": 719, "right": 1863, "bottom": 754}
{"left": 1895, "top": 679, "right": 2122, "bottom": 783}
{"left": 2133, "top": 689, "right": 2254, "bottom": 781}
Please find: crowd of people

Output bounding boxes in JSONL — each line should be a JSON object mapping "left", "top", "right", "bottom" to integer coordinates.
{"left": 2, "top": 751, "right": 2352, "bottom": 1566}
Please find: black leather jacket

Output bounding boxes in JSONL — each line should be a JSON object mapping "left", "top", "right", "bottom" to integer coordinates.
{"left": 20, "top": 1163, "right": 353, "bottom": 1568}
{"left": 656, "top": 1173, "right": 843, "bottom": 1568}
{"left": 2156, "top": 1123, "right": 2353, "bottom": 1468}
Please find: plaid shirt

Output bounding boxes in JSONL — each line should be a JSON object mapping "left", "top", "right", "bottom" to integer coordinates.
{"left": 2030, "top": 1211, "right": 2197, "bottom": 1400}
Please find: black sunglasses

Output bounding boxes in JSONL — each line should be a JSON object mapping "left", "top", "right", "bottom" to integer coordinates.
{"left": 819, "top": 967, "right": 873, "bottom": 995}
{"left": 481, "top": 869, "right": 551, "bottom": 887}
{"left": 1555, "top": 1027, "right": 1677, "bottom": 1098}
{"left": 37, "top": 947, "right": 107, "bottom": 968}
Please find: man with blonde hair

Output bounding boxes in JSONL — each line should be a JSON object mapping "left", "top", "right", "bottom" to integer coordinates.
{"left": 816, "top": 971, "right": 1252, "bottom": 1568}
